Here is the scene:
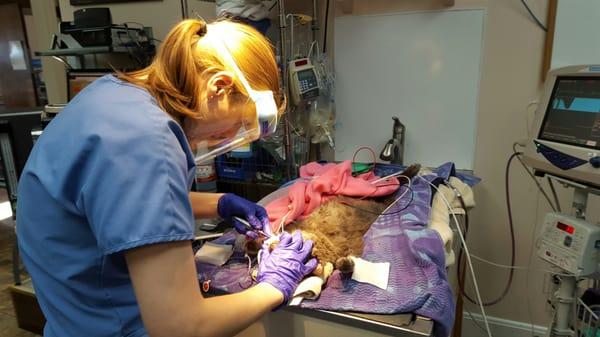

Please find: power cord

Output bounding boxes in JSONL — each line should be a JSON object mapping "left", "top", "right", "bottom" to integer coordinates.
{"left": 547, "top": 177, "right": 562, "bottom": 212}
{"left": 465, "top": 307, "right": 490, "bottom": 335}
{"left": 351, "top": 146, "right": 377, "bottom": 175}
{"left": 458, "top": 144, "right": 565, "bottom": 307}
{"left": 418, "top": 175, "right": 493, "bottom": 337}
{"left": 339, "top": 185, "right": 414, "bottom": 216}
{"left": 457, "top": 151, "right": 518, "bottom": 306}
{"left": 513, "top": 142, "right": 557, "bottom": 212}
{"left": 323, "top": 0, "right": 330, "bottom": 53}
{"left": 520, "top": 0, "right": 548, "bottom": 32}
{"left": 457, "top": 144, "right": 563, "bottom": 333}
{"left": 469, "top": 254, "right": 574, "bottom": 276}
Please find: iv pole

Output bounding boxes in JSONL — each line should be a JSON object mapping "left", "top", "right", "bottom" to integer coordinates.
{"left": 277, "top": 0, "right": 295, "bottom": 180}
{"left": 312, "top": 0, "right": 319, "bottom": 41}
{"left": 278, "top": 0, "right": 320, "bottom": 179}
{"left": 547, "top": 176, "right": 600, "bottom": 337}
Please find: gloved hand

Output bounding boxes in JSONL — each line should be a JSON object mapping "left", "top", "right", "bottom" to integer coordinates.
{"left": 217, "top": 193, "right": 270, "bottom": 239}
{"left": 256, "top": 231, "right": 318, "bottom": 306}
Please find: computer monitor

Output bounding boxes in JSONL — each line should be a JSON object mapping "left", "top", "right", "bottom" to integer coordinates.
{"left": 0, "top": 109, "right": 43, "bottom": 209}
{"left": 67, "top": 71, "right": 108, "bottom": 101}
{"left": 523, "top": 65, "right": 600, "bottom": 188}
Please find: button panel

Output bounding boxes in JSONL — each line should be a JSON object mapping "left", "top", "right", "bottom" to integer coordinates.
{"left": 564, "top": 235, "right": 572, "bottom": 247}
{"left": 539, "top": 241, "right": 578, "bottom": 273}
{"left": 535, "top": 141, "right": 587, "bottom": 170}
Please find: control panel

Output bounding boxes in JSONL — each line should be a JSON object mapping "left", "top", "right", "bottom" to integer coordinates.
{"left": 534, "top": 141, "right": 588, "bottom": 170}
{"left": 537, "top": 212, "right": 600, "bottom": 276}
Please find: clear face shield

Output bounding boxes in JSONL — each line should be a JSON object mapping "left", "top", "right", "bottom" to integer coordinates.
{"left": 184, "top": 40, "right": 286, "bottom": 164}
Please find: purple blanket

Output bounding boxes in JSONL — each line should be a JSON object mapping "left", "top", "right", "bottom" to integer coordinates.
{"left": 196, "top": 163, "right": 465, "bottom": 337}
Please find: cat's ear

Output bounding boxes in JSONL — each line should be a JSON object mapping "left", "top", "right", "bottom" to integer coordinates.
{"left": 401, "top": 163, "right": 421, "bottom": 181}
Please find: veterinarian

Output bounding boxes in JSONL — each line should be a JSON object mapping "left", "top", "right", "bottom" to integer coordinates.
{"left": 17, "top": 19, "right": 317, "bottom": 337}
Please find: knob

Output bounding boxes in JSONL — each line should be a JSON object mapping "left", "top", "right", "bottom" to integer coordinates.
{"left": 590, "top": 156, "right": 600, "bottom": 168}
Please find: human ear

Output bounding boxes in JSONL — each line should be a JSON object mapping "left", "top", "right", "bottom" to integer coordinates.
{"left": 207, "top": 71, "right": 235, "bottom": 97}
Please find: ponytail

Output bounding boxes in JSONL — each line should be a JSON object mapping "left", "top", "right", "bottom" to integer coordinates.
{"left": 117, "top": 18, "right": 282, "bottom": 121}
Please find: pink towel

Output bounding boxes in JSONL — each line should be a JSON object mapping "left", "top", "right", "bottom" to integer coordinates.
{"left": 266, "top": 161, "right": 400, "bottom": 232}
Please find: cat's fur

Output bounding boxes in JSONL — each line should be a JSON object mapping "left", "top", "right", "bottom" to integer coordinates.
{"left": 244, "top": 164, "right": 421, "bottom": 275}
{"left": 284, "top": 196, "right": 389, "bottom": 273}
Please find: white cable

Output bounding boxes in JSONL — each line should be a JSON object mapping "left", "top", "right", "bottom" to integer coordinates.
{"left": 52, "top": 56, "right": 72, "bottom": 70}
{"left": 279, "top": 209, "right": 292, "bottom": 234}
{"left": 470, "top": 254, "right": 530, "bottom": 270}
{"left": 417, "top": 175, "right": 493, "bottom": 337}
{"left": 372, "top": 173, "right": 412, "bottom": 185}
{"left": 470, "top": 254, "right": 574, "bottom": 276}
{"left": 244, "top": 254, "right": 252, "bottom": 273}
{"left": 369, "top": 173, "right": 412, "bottom": 213}
{"left": 308, "top": 41, "right": 320, "bottom": 61}
{"left": 465, "top": 307, "right": 489, "bottom": 334}
{"left": 380, "top": 183, "right": 412, "bottom": 214}
{"left": 525, "top": 100, "right": 539, "bottom": 136}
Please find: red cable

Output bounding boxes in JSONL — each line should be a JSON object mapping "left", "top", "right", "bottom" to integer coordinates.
{"left": 351, "top": 146, "right": 377, "bottom": 174}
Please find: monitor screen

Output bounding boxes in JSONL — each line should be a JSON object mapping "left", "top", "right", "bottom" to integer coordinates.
{"left": 539, "top": 76, "right": 600, "bottom": 150}
{"left": 68, "top": 72, "right": 108, "bottom": 100}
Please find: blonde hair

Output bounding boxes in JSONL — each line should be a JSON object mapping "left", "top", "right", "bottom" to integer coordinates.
{"left": 117, "top": 19, "right": 282, "bottom": 121}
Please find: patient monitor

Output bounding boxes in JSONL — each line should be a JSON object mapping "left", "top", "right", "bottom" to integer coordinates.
{"left": 523, "top": 65, "right": 600, "bottom": 188}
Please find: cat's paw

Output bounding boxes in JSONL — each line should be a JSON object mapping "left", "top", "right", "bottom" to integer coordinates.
{"left": 312, "top": 263, "right": 324, "bottom": 276}
{"left": 335, "top": 257, "right": 355, "bottom": 274}
{"left": 268, "top": 240, "right": 279, "bottom": 252}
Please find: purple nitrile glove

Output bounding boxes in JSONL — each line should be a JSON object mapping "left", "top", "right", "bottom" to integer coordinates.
{"left": 217, "top": 193, "right": 270, "bottom": 239}
{"left": 256, "top": 231, "right": 318, "bottom": 306}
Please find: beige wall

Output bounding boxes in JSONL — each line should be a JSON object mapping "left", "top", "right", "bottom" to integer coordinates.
{"left": 23, "top": 14, "right": 39, "bottom": 60}
{"left": 464, "top": 0, "right": 552, "bottom": 325}
{"left": 31, "top": 0, "right": 68, "bottom": 104}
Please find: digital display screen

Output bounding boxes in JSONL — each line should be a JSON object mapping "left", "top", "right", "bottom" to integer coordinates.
{"left": 556, "top": 222, "right": 575, "bottom": 234}
{"left": 68, "top": 72, "right": 107, "bottom": 100}
{"left": 539, "top": 76, "right": 600, "bottom": 150}
{"left": 295, "top": 59, "right": 308, "bottom": 67}
{"left": 298, "top": 69, "right": 316, "bottom": 83}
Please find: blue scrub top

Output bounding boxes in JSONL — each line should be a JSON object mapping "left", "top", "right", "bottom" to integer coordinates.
{"left": 17, "top": 75, "right": 197, "bottom": 337}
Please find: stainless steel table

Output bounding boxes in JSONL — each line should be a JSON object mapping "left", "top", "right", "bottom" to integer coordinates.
{"left": 283, "top": 307, "right": 433, "bottom": 336}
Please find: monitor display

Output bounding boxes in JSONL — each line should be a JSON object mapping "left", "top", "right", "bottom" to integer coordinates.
{"left": 68, "top": 72, "right": 108, "bottom": 100}
{"left": 539, "top": 76, "right": 600, "bottom": 150}
{"left": 298, "top": 69, "right": 317, "bottom": 85}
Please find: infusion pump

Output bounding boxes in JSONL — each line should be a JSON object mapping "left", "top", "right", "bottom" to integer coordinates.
{"left": 288, "top": 58, "right": 320, "bottom": 105}
{"left": 538, "top": 212, "right": 600, "bottom": 276}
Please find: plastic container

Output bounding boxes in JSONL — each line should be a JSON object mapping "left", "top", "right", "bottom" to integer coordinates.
{"left": 215, "top": 155, "right": 257, "bottom": 181}
{"left": 195, "top": 160, "right": 217, "bottom": 192}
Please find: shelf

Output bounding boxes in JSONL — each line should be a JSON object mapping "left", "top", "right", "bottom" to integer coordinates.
{"left": 35, "top": 46, "right": 125, "bottom": 57}
{"left": 216, "top": 178, "right": 281, "bottom": 202}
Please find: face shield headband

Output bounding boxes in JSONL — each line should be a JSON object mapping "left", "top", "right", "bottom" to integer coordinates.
{"left": 185, "top": 36, "right": 285, "bottom": 164}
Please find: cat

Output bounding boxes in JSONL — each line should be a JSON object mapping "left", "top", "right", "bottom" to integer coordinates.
{"left": 244, "top": 164, "right": 421, "bottom": 276}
